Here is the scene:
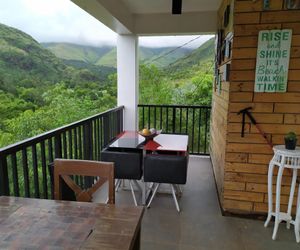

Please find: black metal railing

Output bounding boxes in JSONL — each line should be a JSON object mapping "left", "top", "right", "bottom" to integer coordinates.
{"left": 138, "top": 104, "right": 211, "bottom": 155}
{"left": 0, "top": 106, "right": 124, "bottom": 198}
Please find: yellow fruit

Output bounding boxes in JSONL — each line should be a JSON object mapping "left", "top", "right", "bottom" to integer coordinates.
{"left": 142, "top": 128, "right": 151, "bottom": 136}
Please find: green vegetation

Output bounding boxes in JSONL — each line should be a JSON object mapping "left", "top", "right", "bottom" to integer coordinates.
{"left": 0, "top": 22, "right": 214, "bottom": 149}
{"left": 139, "top": 38, "right": 214, "bottom": 105}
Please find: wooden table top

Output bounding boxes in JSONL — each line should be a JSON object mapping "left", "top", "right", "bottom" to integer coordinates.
{"left": 0, "top": 196, "right": 144, "bottom": 250}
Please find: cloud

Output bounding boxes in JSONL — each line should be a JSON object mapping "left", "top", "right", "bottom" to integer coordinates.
{"left": 0, "top": 0, "right": 116, "bottom": 46}
{"left": 0, "top": 0, "right": 213, "bottom": 48}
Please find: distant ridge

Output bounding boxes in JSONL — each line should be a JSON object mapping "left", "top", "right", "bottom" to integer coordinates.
{"left": 42, "top": 42, "right": 193, "bottom": 68}
{"left": 0, "top": 23, "right": 115, "bottom": 93}
{"left": 42, "top": 42, "right": 113, "bottom": 64}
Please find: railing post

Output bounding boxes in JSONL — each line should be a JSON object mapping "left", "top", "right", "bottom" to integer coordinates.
{"left": 0, "top": 154, "right": 9, "bottom": 196}
{"left": 103, "top": 114, "right": 110, "bottom": 147}
{"left": 54, "top": 135, "right": 62, "bottom": 159}
{"left": 172, "top": 107, "right": 176, "bottom": 133}
{"left": 83, "top": 121, "right": 93, "bottom": 160}
{"left": 120, "top": 108, "right": 124, "bottom": 132}
{"left": 83, "top": 121, "right": 93, "bottom": 188}
{"left": 116, "top": 109, "right": 122, "bottom": 134}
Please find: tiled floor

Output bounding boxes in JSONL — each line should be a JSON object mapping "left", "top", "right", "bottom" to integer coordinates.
{"left": 100, "top": 156, "right": 300, "bottom": 250}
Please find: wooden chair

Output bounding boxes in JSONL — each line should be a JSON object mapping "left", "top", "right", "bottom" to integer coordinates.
{"left": 54, "top": 159, "right": 115, "bottom": 204}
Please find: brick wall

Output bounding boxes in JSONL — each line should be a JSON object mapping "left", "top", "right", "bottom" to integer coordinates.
{"left": 211, "top": 0, "right": 300, "bottom": 214}
{"left": 210, "top": 0, "right": 233, "bottom": 203}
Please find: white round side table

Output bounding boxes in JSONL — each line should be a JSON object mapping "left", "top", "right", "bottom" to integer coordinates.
{"left": 264, "top": 145, "right": 300, "bottom": 241}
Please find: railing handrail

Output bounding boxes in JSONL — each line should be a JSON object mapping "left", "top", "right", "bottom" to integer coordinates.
{"left": 138, "top": 104, "right": 211, "bottom": 109}
{"left": 0, "top": 106, "right": 124, "bottom": 156}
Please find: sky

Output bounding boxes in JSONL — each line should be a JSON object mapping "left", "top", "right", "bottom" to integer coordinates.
{"left": 0, "top": 0, "right": 213, "bottom": 48}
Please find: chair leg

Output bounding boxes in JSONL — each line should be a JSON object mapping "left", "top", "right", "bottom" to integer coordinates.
{"left": 147, "top": 183, "right": 160, "bottom": 208}
{"left": 133, "top": 180, "right": 142, "bottom": 193}
{"left": 176, "top": 184, "right": 182, "bottom": 197}
{"left": 171, "top": 184, "right": 180, "bottom": 212}
{"left": 129, "top": 181, "right": 138, "bottom": 206}
{"left": 115, "top": 179, "right": 122, "bottom": 192}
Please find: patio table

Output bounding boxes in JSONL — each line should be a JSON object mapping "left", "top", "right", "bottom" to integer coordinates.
{"left": 108, "top": 131, "right": 189, "bottom": 205}
{"left": 0, "top": 196, "right": 144, "bottom": 250}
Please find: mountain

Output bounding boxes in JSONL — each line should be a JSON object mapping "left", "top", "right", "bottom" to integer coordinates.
{"left": 63, "top": 59, "right": 116, "bottom": 82}
{"left": 0, "top": 23, "right": 67, "bottom": 92}
{"left": 140, "top": 47, "right": 192, "bottom": 68}
{"left": 0, "top": 23, "right": 116, "bottom": 95}
{"left": 0, "top": 21, "right": 213, "bottom": 96}
{"left": 167, "top": 38, "right": 215, "bottom": 73}
{"left": 42, "top": 42, "right": 113, "bottom": 64}
{"left": 42, "top": 42, "right": 193, "bottom": 68}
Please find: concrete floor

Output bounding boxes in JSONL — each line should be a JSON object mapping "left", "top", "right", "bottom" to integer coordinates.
{"left": 100, "top": 156, "right": 300, "bottom": 250}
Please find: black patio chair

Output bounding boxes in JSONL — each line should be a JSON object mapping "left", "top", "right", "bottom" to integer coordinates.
{"left": 144, "top": 154, "right": 188, "bottom": 212}
{"left": 101, "top": 148, "right": 143, "bottom": 206}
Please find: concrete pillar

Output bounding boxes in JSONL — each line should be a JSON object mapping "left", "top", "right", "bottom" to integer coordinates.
{"left": 117, "top": 35, "right": 139, "bottom": 131}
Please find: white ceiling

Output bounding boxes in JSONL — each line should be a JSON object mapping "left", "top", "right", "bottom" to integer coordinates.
{"left": 72, "top": 0, "right": 220, "bottom": 35}
{"left": 121, "top": 0, "right": 222, "bottom": 14}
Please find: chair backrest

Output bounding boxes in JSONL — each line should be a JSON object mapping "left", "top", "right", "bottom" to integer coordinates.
{"left": 144, "top": 155, "right": 188, "bottom": 184}
{"left": 48, "top": 162, "right": 76, "bottom": 201}
{"left": 101, "top": 149, "right": 142, "bottom": 180}
{"left": 54, "top": 159, "right": 115, "bottom": 204}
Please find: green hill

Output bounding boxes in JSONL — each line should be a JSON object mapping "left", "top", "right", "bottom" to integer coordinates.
{"left": 0, "top": 23, "right": 116, "bottom": 96}
{"left": 167, "top": 38, "right": 215, "bottom": 73}
{"left": 0, "top": 23, "right": 67, "bottom": 92}
{"left": 63, "top": 59, "right": 116, "bottom": 82}
{"left": 140, "top": 46, "right": 192, "bottom": 68}
{"left": 42, "top": 42, "right": 113, "bottom": 64}
{"left": 43, "top": 42, "right": 192, "bottom": 68}
{"left": 96, "top": 47, "right": 116, "bottom": 67}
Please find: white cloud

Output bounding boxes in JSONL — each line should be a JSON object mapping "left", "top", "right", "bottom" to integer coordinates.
{"left": 0, "top": 0, "right": 213, "bottom": 48}
{"left": 0, "top": 0, "right": 116, "bottom": 46}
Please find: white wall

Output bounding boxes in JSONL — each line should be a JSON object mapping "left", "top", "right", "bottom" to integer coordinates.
{"left": 117, "top": 35, "right": 139, "bottom": 131}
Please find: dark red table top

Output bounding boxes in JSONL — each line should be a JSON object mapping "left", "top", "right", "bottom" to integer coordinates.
{"left": 109, "top": 131, "right": 188, "bottom": 153}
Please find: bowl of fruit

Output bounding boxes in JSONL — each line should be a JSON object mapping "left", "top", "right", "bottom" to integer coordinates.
{"left": 139, "top": 128, "right": 162, "bottom": 141}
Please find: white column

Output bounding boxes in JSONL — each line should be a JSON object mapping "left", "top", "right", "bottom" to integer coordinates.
{"left": 117, "top": 35, "right": 139, "bottom": 131}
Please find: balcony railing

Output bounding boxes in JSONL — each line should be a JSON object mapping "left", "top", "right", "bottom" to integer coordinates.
{"left": 138, "top": 104, "right": 211, "bottom": 155}
{"left": 0, "top": 104, "right": 210, "bottom": 199}
{"left": 0, "top": 106, "right": 124, "bottom": 198}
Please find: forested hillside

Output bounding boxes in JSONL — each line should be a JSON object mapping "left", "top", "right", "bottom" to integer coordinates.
{"left": 0, "top": 23, "right": 214, "bottom": 148}
{"left": 0, "top": 24, "right": 66, "bottom": 93}
{"left": 0, "top": 23, "right": 117, "bottom": 147}
{"left": 140, "top": 38, "right": 214, "bottom": 106}
{"left": 168, "top": 38, "right": 215, "bottom": 73}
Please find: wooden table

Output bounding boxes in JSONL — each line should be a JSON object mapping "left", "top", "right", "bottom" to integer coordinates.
{"left": 0, "top": 196, "right": 144, "bottom": 250}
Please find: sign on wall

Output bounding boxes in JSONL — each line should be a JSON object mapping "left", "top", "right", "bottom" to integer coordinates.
{"left": 255, "top": 29, "right": 292, "bottom": 92}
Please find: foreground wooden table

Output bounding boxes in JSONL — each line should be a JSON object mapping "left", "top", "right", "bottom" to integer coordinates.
{"left": 0, "top": 196, "right": 144, "bottom": 250}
